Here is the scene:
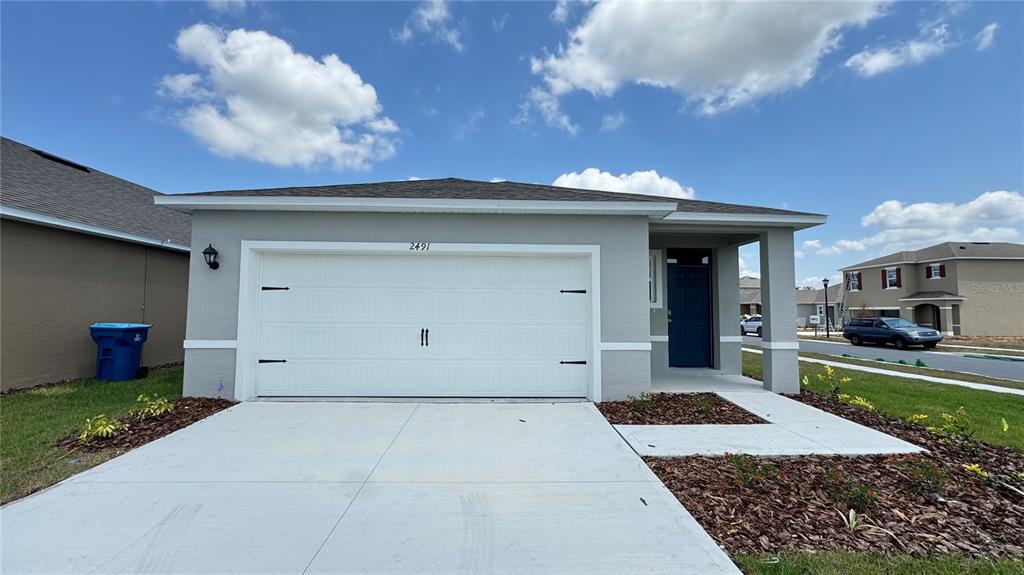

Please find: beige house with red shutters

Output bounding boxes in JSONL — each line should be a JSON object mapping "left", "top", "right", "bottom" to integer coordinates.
{"left": 840, "top": 242, "right": 1024, "bottom": 336}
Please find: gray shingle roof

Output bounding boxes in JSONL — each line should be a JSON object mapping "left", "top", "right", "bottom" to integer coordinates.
{"left": 1, "top": 137, "right": 191, "bottom": 247}
{"left": 843, "top": 242, "right": 1024, "bottom": 270}
{"left": 176, "top": 177, "right": 821, "bottom": 217}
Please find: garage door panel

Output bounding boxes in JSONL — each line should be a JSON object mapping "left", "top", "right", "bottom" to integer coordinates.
{"left": 255, "top": 251, "right": 591, "bottom": 397}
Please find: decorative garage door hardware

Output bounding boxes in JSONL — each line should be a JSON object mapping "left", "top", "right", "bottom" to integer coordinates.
{"left": 559, "top": 289, "right": 587, "bottom": 293}
{"left": 560, "top": 360, "right": 588, "bottom": 365}
{"left": 420, "top": 328, "right": 430, "bottom": 347}
{"left": 261, "top": 286, "right": 289, "bottom": 291}
{"left": 258, "top": 359, "right": 287, "bottom": 364}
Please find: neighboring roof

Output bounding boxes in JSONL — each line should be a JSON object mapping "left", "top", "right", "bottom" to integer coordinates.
{"left": 842, "top": 242, "right": 1024, "bottom": 270}
{"left": 739, "top": 276, "right": 761, "bottom": 288}
{"left": 742, "top": 282, "right": 841, "bottom": 306}
{"left": 740, "top": 287, "right": 761, "bottom": 305}
{"left": 899, "top": 290, "right": 965, "bottom": 301}
{"left": 164, "top": 177, "right": 823, "bottom": 218}
{"left": 0, "top": 137, "right": 190, "bottom": 250}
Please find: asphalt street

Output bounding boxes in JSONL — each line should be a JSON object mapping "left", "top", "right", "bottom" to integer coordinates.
{"left": 742, "top": 336, "right": 1024, "bottom": 382}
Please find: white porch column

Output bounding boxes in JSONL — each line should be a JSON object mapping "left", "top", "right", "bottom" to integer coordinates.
{"left": 759, "top": 229, "right": 800, "bottom": 393}
{"left": 713, "top": 245, "right": 741, "bottom": 374}
{"left": 938, "top": 306, "right": 955, "bottom": 336}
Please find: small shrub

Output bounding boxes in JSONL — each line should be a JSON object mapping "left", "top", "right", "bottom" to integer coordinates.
{"left": 841, "top": 353, "right": 852, "bottom": 358}
{"left": 824, "top": 467, "right": 877, "bottom": 511}
{"left": 962, "top": 463, "right": 989, "bottom": 478}
{"left": 928, "top": 406, "right": 974, "bottom": 445}
{"left": 817, "top": 365, "right": 852, "bottom": 399}
{"left": 915, "top": 359, "right": 928, "bottom": 368}
{"left": 897, "top": 359, "right": 908, "bottom": 365}
{"left": 900, "top": 458, "right": 950, "bottom": 496}
{"left": 78, "top": 415, "right": 127, "bottom": 444}
{"left": 875, "top": 357, "right": 886, "bottom": 362}
{"left": 695, "top": 394, "right": 717, "bottom": 415}
{"left": 132, "top": 394, "right": 174, "bottom": 419}
{"left": 626, "top": 392, "right": 654, "bottom": 411}
{"left": 838, "top": 394, "right": 876, "bottom": 411}
{"left": 725, "top": 453, "right": 779, "bottom": 486}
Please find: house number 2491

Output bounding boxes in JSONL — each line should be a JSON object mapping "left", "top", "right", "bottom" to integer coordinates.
{"left": 409, "top": 242, "right": 431, "bottom": 251}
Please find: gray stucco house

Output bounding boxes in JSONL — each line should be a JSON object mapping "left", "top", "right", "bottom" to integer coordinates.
{"left": 0, "top": 137, "right": 191, "bottom": 391}
{"left": 156, "top": 179, "right": 825, "bottom": 401}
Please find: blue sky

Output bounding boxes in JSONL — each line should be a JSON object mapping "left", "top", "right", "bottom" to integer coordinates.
{"left": 2, "top": 1, "right": 1022, "bottom": 285}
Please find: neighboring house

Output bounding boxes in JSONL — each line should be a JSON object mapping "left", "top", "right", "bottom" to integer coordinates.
{"left": 739, "top": 276, "right": 761, "bottom": 316}
{"left": 156, "top": 178, "right": 825, "bottom": 400}
{"left": 840, "top": 242, "right": 1024, "bottom": 336}
{"left": 740, "top": 277, "right": 842, "bottom": 328}
{"left": 0, "top": 137, "right": 191, "bottom": 391}
{"left": 795, "top": 284, "right": 842, "bottom": 329}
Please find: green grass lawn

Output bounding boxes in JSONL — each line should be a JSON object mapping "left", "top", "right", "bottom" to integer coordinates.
{"left": 734, "top": 552, "right": 1024, "bottom": 574}
{"left": 742, "top": 352, "right": 1024, "bottom": 451}
{"left": 0, "top": 368, "right": 183, "bottom": 503}
{"left": 796, "top": 350, "right": 1024, "bottom": 391}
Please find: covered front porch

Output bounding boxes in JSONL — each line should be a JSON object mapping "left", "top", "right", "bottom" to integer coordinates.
{"left": 648, "top": 222, "right": 808, "bottom": 394}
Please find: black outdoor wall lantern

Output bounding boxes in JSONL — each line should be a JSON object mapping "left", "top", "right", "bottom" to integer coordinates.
{"left": 202, "top": 243, "right": 220, "bottom": 270}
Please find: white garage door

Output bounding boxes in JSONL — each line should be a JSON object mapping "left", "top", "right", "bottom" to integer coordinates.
{"left": 254, "top": 251, "right": 592, "bottom": 397}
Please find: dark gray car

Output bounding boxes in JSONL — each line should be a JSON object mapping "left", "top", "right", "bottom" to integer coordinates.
{"left": 842, "top": 317, "right": 943, "bottom": 350}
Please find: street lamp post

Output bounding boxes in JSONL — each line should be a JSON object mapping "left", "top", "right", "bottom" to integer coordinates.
{"left": 822, "top": 278, "right": 831, "bottom": 338}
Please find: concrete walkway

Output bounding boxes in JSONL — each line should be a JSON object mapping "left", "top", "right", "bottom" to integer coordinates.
{"left": 1, "top": 402, "right": 740, "bottom": 575}
{"left": 745, "top": 346, "right": 1024, "bottom": 397}
{"left": 620, "top": 373, "right": 923, "bottom": 457}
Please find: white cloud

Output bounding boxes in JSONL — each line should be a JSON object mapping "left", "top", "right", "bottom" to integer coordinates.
{"left": 395, "top": 0, "right": 463, "bottom": 52}
{"left": 158, "top": 24, "right": 398, "bottom": 170}
{"left": 738, "top": 255, "right": 759, "bottom": 278}
{"left": 490, "top": 177, "right": 507, "bottom": 183}
{"left": 492, "top": 13, "right": 509, "bottom": 32}
{"left": 514, "top": 86, "right": 580, "bottom": 135}
{"left": 845, "top": 21, "right": 951, "bottom": 77}
{"left": 975, "top": 22, "right": 998, "bottom": 51}
{"left": 816, "top": 191, "right": 1024, "bottom": 256}
{"left": 600, "top": 112, "right": 625, "bottom": 132}
{"left": 524, "top": 1, "right": 882, "bottom": 130}
{"left": 206, "top": 0, "right": 247, "bottom": 14}
{"left": 454, "top": 109, "right": 485, "bottom": 141}
{"left": 796, "top": 273, "right": 841, "bottom": 289}
{"left": 552, "top": 168, "right": 694, "bottom": 199}
{"left": 551, "top": 0, "right": 571, "bottom": 23}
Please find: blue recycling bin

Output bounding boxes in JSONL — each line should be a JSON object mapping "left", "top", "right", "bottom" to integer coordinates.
{"left": 89, "top": 323, "right": 152, "bottom": 381}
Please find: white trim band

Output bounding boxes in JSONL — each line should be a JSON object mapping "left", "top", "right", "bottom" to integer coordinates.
{"left": 1, "top": 206, "right": 189, "bottom": 252}
{"left": 762, "top": 341, "right": 800, "bottom": 350}
{"left": 184, "top": 339, "right": 238, "bottom": 349}
{"left": 719, "top": 336, "right": 743, "bottom": 343}
{"left": 600, "top": 342, "right": 652, "bottom": 351}
{"left": 649, "top": 335, "right": 669, "bottom": 342}
{"left": 660, "top": 211, "right": 826, "bottom": 227}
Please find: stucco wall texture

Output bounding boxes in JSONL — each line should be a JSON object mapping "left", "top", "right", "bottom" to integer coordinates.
{"left": 183, "top": 211, "right": 652, "bottom": 400}
{"left": 1, "top": 220, "right": 189, "bottom": 391}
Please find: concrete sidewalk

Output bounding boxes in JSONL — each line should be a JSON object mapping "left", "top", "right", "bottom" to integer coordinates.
{"left": 620, "top": 374, "right": 924, "bottom": 457}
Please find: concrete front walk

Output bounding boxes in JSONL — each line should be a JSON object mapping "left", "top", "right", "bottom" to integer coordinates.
{"left": 1, "top": 402, "right": 740, "bottom": 575}
{"left": 620, "top": 373, "right": 923, "bottom": 457}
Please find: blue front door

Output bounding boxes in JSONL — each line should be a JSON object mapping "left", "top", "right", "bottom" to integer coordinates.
{"left": 667, "top": 264, "right": 712, "bottom": 367}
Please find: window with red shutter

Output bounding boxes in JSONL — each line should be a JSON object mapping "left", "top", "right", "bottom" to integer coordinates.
{"left": 939, "top": 264, "right": 946, "bottom": 277}
{"left": 926, "top": 266, "right": 933, "bottom": 279}
{"left": 895, "top": 267, "right": 902, "bottom": 287}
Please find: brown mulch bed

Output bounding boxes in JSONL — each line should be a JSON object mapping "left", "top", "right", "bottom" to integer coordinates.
{"left": 56, "top": 397, "right": 236, "bottom": 452}
{"left": 648, "top": 391, "right": 1024, "bottom": 558}
{"left": 597, "top": 392, "right": 765, "bottom": 425}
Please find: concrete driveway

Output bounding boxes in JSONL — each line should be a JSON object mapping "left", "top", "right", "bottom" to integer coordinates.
{"left": 1, "top": 402, "right": 739, "bottom": 574}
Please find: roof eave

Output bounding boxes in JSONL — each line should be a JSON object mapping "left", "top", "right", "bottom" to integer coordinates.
{"left": 657, "top": 211, "right": 827, "bottom": 230}
{"left": 153, "top": 195, "right": 680, "bottom": 216}
{"left": 1, "top": 205, "right": 190, "bottom": 252}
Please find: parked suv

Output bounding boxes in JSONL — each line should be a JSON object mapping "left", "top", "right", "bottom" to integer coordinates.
{"left": 842, "top": 317, "right": 943, "bottom": 350}
{"left": 740, "top": 315, "right": 763, "bottom": 336}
